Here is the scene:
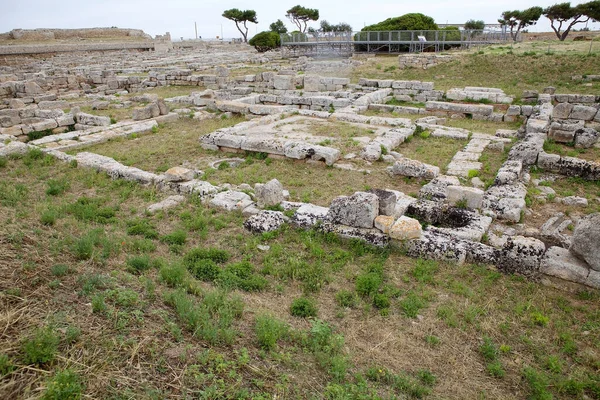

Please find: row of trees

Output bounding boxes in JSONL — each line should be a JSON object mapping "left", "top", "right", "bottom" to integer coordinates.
{"left": 222, "top": 5, "right": 324, "bottom": 43}
{"left": 224, "top": 2, "right": 600, "bottom": 45}
{"left": 499, "top": 1, "right": 600, "bottom": 41}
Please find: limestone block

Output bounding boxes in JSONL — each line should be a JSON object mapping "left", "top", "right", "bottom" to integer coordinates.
{"left": 244, "top": 210, "right": 286, "bottom": 234}
{"left": 574, "top": 127, "right": 598, "bottom": 148}
{"left": 541, "top": 246, "right": 595, "bottom": 287}
{"left": 446, "top": 186, "right": 484, "bottom": 209}
{"left": 255, "top": 179, "right": 284, "bottom": 208}
{"left": 328, "top": 192, "right": 379, "bottom": 229}
{"left": 368, "top": 189, "right": 397, "bottom": 216}
{"left": 570, "top": 105, "right": 598, "bottom": 121}
{"left": 76, "top": 112, "right": 110, "bottom": 127}
{"left": 390, "top": 157, "right": 439, "bottom": 180}
{"left": 497, "top": 235, "right": 546, "bottom": 276}
{"left": 209, "top": 190, "right": 253, "bottom": 211}
{"left": 570, "top": 213, "right": 600, "bottom": 271}
{"left": 389, "top": 216, "right": 422, "bottom": 240}
{"left": 292, "top": 203, "right": 329, "bottom": 229}
{"left": 164, "top": 167, "right": 194, "bottom": 182}
{"left": 552, "top": 103, "right": 573, "bottom": 119}
{"left": 374, "top": 215, "right": 395, "bottom": 234}
{"left": 273, "top": 75, "right": 293, "bottom": 90}
{"left": 147, "top": 195, "right": 186, "bottom": 214}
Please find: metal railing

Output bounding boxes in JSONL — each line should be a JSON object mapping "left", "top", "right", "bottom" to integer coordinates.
{"left": 281, "top": 30, "right": 516, "bottom": 55}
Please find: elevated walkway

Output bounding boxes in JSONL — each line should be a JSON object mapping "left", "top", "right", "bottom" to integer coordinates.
{"left": 281, "top": 30, "right": 514, "bottom": 57}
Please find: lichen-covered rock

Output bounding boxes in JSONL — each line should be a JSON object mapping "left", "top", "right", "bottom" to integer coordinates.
{"left": 482, "top": 183, "right": 527, "bottom": 223}
{"left": 570, "top": 213, "right": 600, "bottom": 271}
{"left": 419, "top": 175, "right": 460, "bottom": 201}
{"left": 541, "top": 246, "right": 598, "bottom": 288}
{"left": 389, "top": 157, "right": 439, "bottom": 180}
{"left": 133, "top": 103, "right": 160, "bottom": 120}
{"left": 497, "top": 235, "right": 545, "bottom": 277}
{"left": 538, "top": 213, "right": 572, "bottom": 248}
{"left": 368, "top": 189, "right": 397, "bottom": 216}
{"left": 0, "top": 140, "right": 28, "bottom": 156}
{"left": 319, "top": 221, "right": 390, "bottom": 247}
{"left": 446, "top": 186, "right": 484, "bottom": 209}
{"left": 209, "top": 190, "right": 253, "bottom": 211}
{"left": 573, "top": 128, "right": 598, "bottom": 149}
{"left": 406, "top": 231, "right": 467, "bottom": 264}
{"left": 361, "top": 142, "right": 382, "bottom": 162}
{"left": 255, "top": 179, "right": 284, "bottom": 208}
{"left": 244, "top": 210, "right": 286, "bottom": 234}
{"left": 147, "top": 195, "right": 186, "bottom": 214}
{"left": 292, "top": 203, "right": 329, "bottom": 229}
{"left": 75, "top": 112, "right": 110, "bottom": 127}
{"left": 405, "top": 200, "right": 443, "bottom": 225}
{"left": 328, "top": 192, "right": 379, "bottom": 229}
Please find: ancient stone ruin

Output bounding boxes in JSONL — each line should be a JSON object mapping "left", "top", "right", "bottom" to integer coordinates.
{"left": 1, "top": 35, "right": 599, "bottom": 293}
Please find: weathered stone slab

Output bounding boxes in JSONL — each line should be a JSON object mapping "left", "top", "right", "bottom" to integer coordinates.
{"left": 328, "top": 192, "right": 379, "bottom": 229}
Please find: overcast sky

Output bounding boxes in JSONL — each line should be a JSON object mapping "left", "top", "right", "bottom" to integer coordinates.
{"left": 3, "top": 0, "right": 599, "bottom": 40}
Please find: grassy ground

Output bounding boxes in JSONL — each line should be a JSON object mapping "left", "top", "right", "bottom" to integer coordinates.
{"left": 351, "top": 51, "right": 599, "bottom": 97}
{"left": 397, "top": 130, "right": 467, "bottom": 172}
{"left": 79, "top": 117, "right": 424, "bottom": 206}
{"left": 526, "top": 169, "right": 600, "bottom": 227}
{"left": 0, "top": 149, "right": 599, "bottom": 399}
{"left": 79, "top": 106, "right": 132, "bottom": 123}
{"left": 543, "top": 139, "right": 600, "bottom": 162}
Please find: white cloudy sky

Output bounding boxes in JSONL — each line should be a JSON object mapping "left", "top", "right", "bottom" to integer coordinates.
{"left": 2, "top": 0, "right": 599, "bottom": 40}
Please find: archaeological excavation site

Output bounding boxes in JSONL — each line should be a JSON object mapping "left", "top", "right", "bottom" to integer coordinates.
{"left": 0, "top": 20, "right": 599, "bottom": 400}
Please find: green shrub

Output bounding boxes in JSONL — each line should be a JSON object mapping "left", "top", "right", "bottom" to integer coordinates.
{"left": 51, "top": 264, "right": 70, "bottom": 277}
{"left": 480, "top": 336, "right": 498, "bottom": 362}
{"left": 189, "top": 259, "right": 220, "bottom": 281}
{"left": 467, "top": 169, "right": 480, "bottom": 178}
{"left": 0, "top": 353, "right": 15, "bottom": 376}
{"left": 355, "top": 272, "right": 382, "bottom": 297}
{"left": 42, "top": 369, "right": 83, "bottom": 400}
{"left": 159, "top": 263, "right": 188, "bottom": 288}
{"left": 373, "top": 293, "right": 391, "bottom": 309}
{"left": 65, "top": 197, "right": 116, "bottom": 224}
{"left": 255, "top": 314, "right": 288, "bottom": 350}
{"left": 126, "top": 218, "right": 158, "bottom": 239}
{"left": 184, "top": 247, "right": 230, "bottom": 267}
{"left": 22, "top": 327, "right": 59, "bottom": 365}
{"left": 361, "top": 13, "right": 438, "bottom": 31}
{"left": 530, "top": 311, "right": 550, "bottom": 327}
{"left": 486, "top": 361, "right": 505, "bottom": 378}
{"left": 126, "top": 255, "right": 152, "bottom": 274}
{"left": 46, "top": 179, "right": 70, "bottom": 196}
{"left": 335, "top": 290, "right": 357, "bottom": 308}
{"left": 164, "top": 289, "right": 243, "bottom": 345}
{"left": 219, "top": 261, "right": 268, "bottom": 291}
{"left": 91, "top": 294, "right": 107, "bottom": 314}
{"left": 290, "top": 297, "right": 318, "bottom": 318}
{"left": 399, "top": 292, "right": 427, "bottom": 318}
{"left": 27, "top": 129, "right": 53, "bottom": 142}
{"left": 41, "top": 209, "right": 57, "bottom": 226}
{"left": 72, "top": 235, "right": 95, "bottom": 260}
{"left": 0, "top": 157, "right": 7, "bottom": 168}
{"left": 160, "top": 230, "right": 187, "bottom": 246}
{"left": 249, "top": 31, "right": 281, "bottom": 52}
{"left": 523, "top": 366, "right": 553, "bottom": 400}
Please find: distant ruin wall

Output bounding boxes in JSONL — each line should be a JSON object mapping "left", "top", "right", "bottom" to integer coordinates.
{"left": 8, "top": 28, "right": 151, "bottom": 41}
{"left": 398, "top": 54, "right": 455, "bottom": 70}
{"left": 0, "top": 42, "right": 155, "bottom": 56}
